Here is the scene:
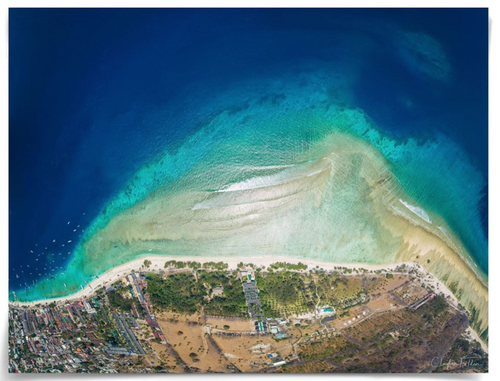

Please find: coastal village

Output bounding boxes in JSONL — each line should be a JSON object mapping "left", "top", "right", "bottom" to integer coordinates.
{"left": 9, "top": 261, "right": 488, "bottom": 373}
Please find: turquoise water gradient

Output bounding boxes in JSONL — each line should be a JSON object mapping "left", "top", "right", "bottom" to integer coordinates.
{"left": 11, "top": 69, "right": 487, "bottom": 302}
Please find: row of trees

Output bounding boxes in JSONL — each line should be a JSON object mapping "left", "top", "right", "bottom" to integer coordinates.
{"left": 269, "top": 262, "right": 308, "bottom": 271}
{"left": 163, "top": 260, "right": 229, "bottom": 271}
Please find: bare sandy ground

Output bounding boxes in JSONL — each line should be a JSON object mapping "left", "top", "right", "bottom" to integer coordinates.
{"left": 67, "top": 131, "right": 487, "bottom": 338}
{"left": 9, "top": 254, "right": 487, "bottom": 352}
{"left": 15, "top": 131, "right": 486, "bottom": 344}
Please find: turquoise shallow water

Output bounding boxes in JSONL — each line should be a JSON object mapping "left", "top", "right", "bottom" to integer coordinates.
{"left": 11, "top": 69, "right": 487, "bottom": 302}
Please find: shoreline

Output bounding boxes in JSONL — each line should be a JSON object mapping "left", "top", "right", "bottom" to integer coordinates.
{"left": 7, "top": 255, "right": 406, "bottom": 306}
{"left": 10, "top": 130, "right": 487, "bottom": 338}
{"left": 390, "top": 201, "right": 488, "bottom": 287}
{"left": 4, "top": 254, "right": 462, "bottom": 308}
{"left": 9, "top": 254, "right": 488, "bottom": 352}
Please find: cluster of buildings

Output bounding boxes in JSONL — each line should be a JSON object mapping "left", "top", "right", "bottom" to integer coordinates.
{"left": 238, "top": 267, "right": 288, "bottom": 339}
{"left": 239, "top": 269, "right": 261, "bottom": 318}
{"left": 253, "top": 318, "right": 288, "bottom": 338}
{"left": 9, "top": 265, "right": 344, "bottom": 373}
{"left": 116, "top": 272, "right": 166, "bottom": 343}
{"left": 8, "top": 300, "right": 121, "bottom": 373}
{"left": 112, "top": 312, "right": 145, "bottom": 355}
{"left": 8, "top": 272, "right": 168, "bottom": 373}
{"left": 238, "top": 268, "right": 268, "bottom": 334}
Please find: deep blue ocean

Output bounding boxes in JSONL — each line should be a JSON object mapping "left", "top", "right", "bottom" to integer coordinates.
{"left": 9, "top": 9, "right": 488, "bottom": 294}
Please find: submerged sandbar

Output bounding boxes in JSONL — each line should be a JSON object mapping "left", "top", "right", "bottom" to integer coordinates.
{"left": 12, "top": 126, "right": 488, "bottom": 340}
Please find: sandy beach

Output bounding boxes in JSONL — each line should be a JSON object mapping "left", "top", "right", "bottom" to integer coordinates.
{"left": 10, "top": 253, "right": 488, "bottom": 352}
{"left": 4, "top": 254, "right": 463, "bottom": 311}
{"left": 11, "top": 130, "right": 488, "bottom": 345}
{"left": 6, "top": 257, "right": 455, "bottom": 314}
{"left": 9, "top": 255, "right": 399, "bottom": 307}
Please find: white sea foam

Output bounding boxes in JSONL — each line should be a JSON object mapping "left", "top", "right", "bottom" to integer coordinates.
{"left": 398, "top": 199, "right": 432, "bottom": 224}
{"left": 216, "top": 158, "right": 331, "bottom": 193}
{"left": 437, "top": 226, "right": 449, "bottom": 239}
